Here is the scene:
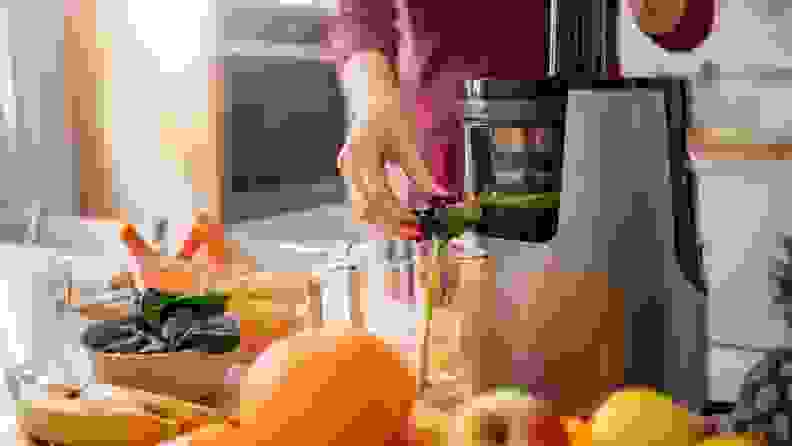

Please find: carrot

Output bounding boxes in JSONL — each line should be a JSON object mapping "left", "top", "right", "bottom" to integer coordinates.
{"left": 400, "top": 223, "right": 424, "bottom": 241}
{"left": 120, "top": 223, "right": 155, "bottom": 257}
{"left": 177, "top": 223, "right": 209, "bottom": 259}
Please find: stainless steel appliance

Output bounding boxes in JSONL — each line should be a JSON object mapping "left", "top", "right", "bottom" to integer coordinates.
{"left": 463, "top": 78, "right": 708, "bottom": 409}
{"left": 458, "top": 0, "right": 709, "bottom": 409}
{"left": 221, "top": 5, "right": 346, "bottom": 223}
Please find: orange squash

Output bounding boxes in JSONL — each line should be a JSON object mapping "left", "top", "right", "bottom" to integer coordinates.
{"left": 193, "top": 325, "right": 417, "bottom": 445}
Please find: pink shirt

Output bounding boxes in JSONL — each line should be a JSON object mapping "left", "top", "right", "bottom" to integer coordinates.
{"left": 323, "top": 0, "right": 717, "bottom": 204}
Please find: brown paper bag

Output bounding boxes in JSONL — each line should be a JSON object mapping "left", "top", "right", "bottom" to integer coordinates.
{"left": 433, "top": 255, "right": 625, "bottom": 417}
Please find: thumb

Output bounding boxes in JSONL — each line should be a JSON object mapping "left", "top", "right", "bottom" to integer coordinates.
{"left": 397, "top": 146, "right": 436, "bottom": 196}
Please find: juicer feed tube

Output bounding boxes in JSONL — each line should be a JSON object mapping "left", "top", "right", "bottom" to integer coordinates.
{"left": 462, "top": 79, "right": 567, "bottom": 243}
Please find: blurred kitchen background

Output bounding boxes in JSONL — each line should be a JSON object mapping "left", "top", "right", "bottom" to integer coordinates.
{"left": 0, "top": 0, "right": 791, "bottom": 426}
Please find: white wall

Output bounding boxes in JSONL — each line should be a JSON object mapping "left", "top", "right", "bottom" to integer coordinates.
{"left": 694, "top": 161, "right": 792, "bottom": 400}
{"left": 696, "top": 161, "right": 792, "bottom": 349}
{"left": 621, "top": 0, "right": 792, "bottom": 141}
{"left": 0, "top": 0, "right": 221, "bottom": 250}
{"left": 0, "top": 0, "right": 73, "bottom": 217}
{"left": 94, "top": 0, "right": 219, "bottom": 251}
{"left": 621, "top": 0, "right": 792, "bottom": 76}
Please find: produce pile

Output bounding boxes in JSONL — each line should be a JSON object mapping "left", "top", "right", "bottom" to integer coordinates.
{"left": 411, "top": 388, "right": 768, "bottom": 446}
{"left": 81, "top": 288, "right": 239, "bottom": 354}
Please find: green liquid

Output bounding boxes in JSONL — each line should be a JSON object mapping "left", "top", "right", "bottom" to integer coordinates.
{"left": 444, "top": 192, "right": 560, "bottom": 239}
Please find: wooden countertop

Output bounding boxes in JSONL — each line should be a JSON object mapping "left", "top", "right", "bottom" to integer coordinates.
{"left": 688, "top": 128, "right": 792, "bottom": 160}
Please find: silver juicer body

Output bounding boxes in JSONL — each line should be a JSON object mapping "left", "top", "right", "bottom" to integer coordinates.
{"left": 462, "top": 77, "right": 709, "bottom": 410}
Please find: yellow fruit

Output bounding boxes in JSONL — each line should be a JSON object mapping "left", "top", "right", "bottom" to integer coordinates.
{"left": 590, "top": 388, "right": 698, "bottom": 446}
{"left": 696, "top": 433, "right": 767, "bottom": 445}
{"left": 414, "top": 412, "right": 451, "bottom": 446}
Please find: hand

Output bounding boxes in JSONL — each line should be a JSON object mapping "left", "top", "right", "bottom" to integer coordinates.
{"left": 339, "top": 52, "right": 436, "bottom": 239}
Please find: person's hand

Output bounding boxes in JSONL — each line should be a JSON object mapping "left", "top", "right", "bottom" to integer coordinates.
{"left": 339, "top": 52, "right": 436, "bottom": 239}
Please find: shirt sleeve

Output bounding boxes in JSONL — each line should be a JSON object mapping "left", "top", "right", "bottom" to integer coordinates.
{"left": 646, "top": 0, "right": 717, "bottom": 51}
{"left": 321, "top": 0, "right": 401, "bottom": 74}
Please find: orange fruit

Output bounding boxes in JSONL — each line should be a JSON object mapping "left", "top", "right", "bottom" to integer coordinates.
{"left": 239, "top": 326, "right": 417, "bottom": 445}
{"left": 562, "top": 417, "right": 592, "bottom": 446}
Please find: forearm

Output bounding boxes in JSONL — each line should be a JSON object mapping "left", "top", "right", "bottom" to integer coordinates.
{"left": 341, "top": 50, "right": 400, "bottom": 135}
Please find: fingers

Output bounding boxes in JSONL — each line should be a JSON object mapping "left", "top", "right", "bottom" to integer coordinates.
{"left": 395, "top": 140, "right": 436, "bottom": 196}
{"left": 343, "top": 146, "right": 416, "bottom": 233}
{"left": 384, "top": 162, "right": 421, "bottom": 223}
{"left": 357, "top": 161, "right": 405, "bottom": 226}
{"left": 390, "top": 108, "right": 436, "bottom": 196}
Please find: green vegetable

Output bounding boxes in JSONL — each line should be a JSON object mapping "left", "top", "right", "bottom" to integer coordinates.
{"left": 443, "top": 192, "right": 559, "bottom": 240}
{"left": 495, "top": 385, "right": 532, "bottom": 400}
{"left": 143, "top": 289, "right": 229, "bottom": 324}
{"left": 478, "top": 192, "right": 560, "bottom": 209}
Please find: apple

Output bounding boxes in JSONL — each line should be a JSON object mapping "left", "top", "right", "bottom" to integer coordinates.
{"left": 520, "top": 415, "right": 572, "bottom": 445}
{"left": 452, "top": 393, "right": 567, "bottom": 445}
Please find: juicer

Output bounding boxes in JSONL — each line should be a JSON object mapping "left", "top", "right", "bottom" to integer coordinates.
{"left": 453, "top": 0, "right": 710, "bottom": 408}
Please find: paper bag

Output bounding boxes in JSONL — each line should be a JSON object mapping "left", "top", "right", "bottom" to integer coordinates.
{"left": 441, "top": 255, "right": 625, "bottom": 416}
